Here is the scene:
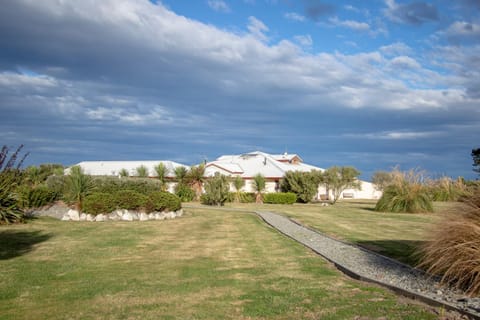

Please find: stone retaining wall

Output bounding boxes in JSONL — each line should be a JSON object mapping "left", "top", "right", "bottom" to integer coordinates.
{"left": 31, "top": 203, "right": 183, "bottom": 222}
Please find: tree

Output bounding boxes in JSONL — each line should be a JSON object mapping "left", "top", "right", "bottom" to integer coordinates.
{"left": 154, "top": 162, "right": 169, "bottom": 191}
{"left": 472, "top": 148, "right": 480, "bottom": 175}
{"left": 280, "top": 171, "right": 319, "bottom": 203}
{"left": 65, "top": 166, "right": 93, "bottom": 212}
{"left": 136, "top": 165, "right": 149, "bottom": 178}
{"left": 371, "top": 170, "right": 394, "bottom": 191}
{"left": 201, "top": 173, "right": 230, "bottom": 206}
{"left": 323, "top": 166, "right": 361, "bottom": 204}
{"left": 253, "top": 173, "right": 266, "bottom": 204}
{"left": 232, "top": 176, "right": 245, "bottom": 203}
{"left": 187, "top": 164, "right": 205, "bottom": 201}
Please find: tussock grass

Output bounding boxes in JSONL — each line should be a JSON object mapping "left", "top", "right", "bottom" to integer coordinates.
{"left": 375, "top": 169, "right": 433, "bottom": 213}
{"left": 419, "top": 189, "right": 480, "bottom": 296}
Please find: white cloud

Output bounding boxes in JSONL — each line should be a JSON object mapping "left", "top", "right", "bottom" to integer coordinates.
{"left": 247, "top": 16, "right": 269, "bottom": 42}
{"left": 293, "top": 34, "right": 312, "bottom": 47}
{"left": 284, "top": 12, "right": 305, "bottom": 22}
{"left": 345, "top": 130, "right": 442, "bottom": 140}
{"left": 329, "top": 16, "right": 370, "bottom": 31}
{"left": 380, "top": 42, "right": 413, "bottom": 56}
{"left": 207, "top": 0, "right": 230, "bottom": 13}
{"left": 389, "top": 56, "right": 421, "bottom": 69}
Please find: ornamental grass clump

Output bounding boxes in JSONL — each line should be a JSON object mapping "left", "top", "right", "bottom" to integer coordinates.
{"left": 418, "top": 189, "right": 480, "bottom": 296}
{"left": 375, "top": 169, "right": 433, "bottom": 213}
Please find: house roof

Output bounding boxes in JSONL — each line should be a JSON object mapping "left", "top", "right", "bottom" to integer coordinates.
{"left": 205, "top": 151, "right": 323, "bottom": 179}
{"left": 65, "top": 160, "right": 188, "bottom": 177}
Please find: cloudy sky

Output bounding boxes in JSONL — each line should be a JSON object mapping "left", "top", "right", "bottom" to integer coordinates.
{"left": 1, "top": 0, "right": 479, "bottom": 180}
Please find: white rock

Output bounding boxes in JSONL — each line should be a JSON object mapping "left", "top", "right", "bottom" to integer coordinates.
{"left": 86, "top": 214, "right": 95, "bottom": 222}
{"left": 122, "top": 211, "right": 133, "bottom": 221}
{"left": 79, "top": 213, "right": 87, "bottom": 221}
{"left": 139, "top": 212, "right": 149, "bottom": 221}
{"left": 165, "top": 211, "right": 175, "bottom": 219}
{"left": 67, "top": 209, "right": 80, "bottom": 221}
{"left": 114, "top": 209, "right": 124, "bottom": 218}
{"left": 175, "top": 209, "right": 183, "bottom": 217}
{"left": 147, "top": 213, "right": 155, "bottom": 220}
{"left": 131, "top": 212, "right": 139, "bottom": 221}
{"left": 61, "top": 215, "right": 70, "bottom": 221}
{"left": 154, "top": 213, "right": 165, "bottom": 220}
{"left": 95, "top": 214, "right": 106, "bottom": 222}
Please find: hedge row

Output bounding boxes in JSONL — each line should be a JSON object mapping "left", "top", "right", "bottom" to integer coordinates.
{"left": 83, "top": 190, "right": 181, "bottom": 215}
{"left": 263, "top": 192, "right": 297, "bottom": 204}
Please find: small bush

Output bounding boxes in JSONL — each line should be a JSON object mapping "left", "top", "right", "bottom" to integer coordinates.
{"left": 418, "top": 189, "right": 480, "bottom": 296}
{"left": 83, "top": 192, "right": 116, "bottom": 215}
{"left": 147, "top": 192, "right": 181, "bottom": 212}
{"left": 201, "top": 173, "right": 230, "bottom": 206}
{"left": 375, "top": 169, "right": 433, "bottom": 213}
{"left": 263, "top": 192, "right": 297, "bottom": 204}
{"left": 19, "top": 185, "right": 57, "bottom": 209}
{"left": 239, "top": 192, "right": 256, "bottom": 203}
{"left": 113, "top": 190, "right": 148, "bottom": 211}
{"left": 175, "top": 184, "right": 195, "bottom": 202}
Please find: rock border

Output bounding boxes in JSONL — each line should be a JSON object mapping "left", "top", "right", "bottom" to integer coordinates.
{"left": 60, "top": 208, "right": 183, "bottom": 222}
{"left": 30, "top": 203, "right": 183, "bottom": 222}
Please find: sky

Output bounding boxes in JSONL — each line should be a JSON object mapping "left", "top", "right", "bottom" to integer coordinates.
{"left": 0, "top": 0, "right": 479, "bottom": 180}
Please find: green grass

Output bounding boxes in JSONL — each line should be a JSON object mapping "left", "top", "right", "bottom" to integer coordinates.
{"left": 216, "top": 200, "right": 447, "bottom": 266}
{"left": 0, "top": 209, "right": 437, "bottom": 319}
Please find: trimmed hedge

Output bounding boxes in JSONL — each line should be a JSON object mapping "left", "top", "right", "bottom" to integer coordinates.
{"left": 226, "top": 192, "right": 256, "bottom": 203}
{"left": 92, "top": 177, "right": 164, "bottom": 195}
{"left": 113, "top": 190, "right": 149, "bottom": 211}
{"left": 147, "top": 192, "right": 181, "bottom": 212}
{"left": 263, "top": 192, "right": 297, "bottom": 204}
{"left": 83, "top": 192, "right": 116, "bottom": 215}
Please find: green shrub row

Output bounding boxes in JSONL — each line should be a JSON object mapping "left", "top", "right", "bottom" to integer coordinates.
{"left": 82, "top": 190, "right": 181, "bottom": 215}
{"left": 92, "top": 177, "right": 165, "bottom": 195}
{"left": 263, "top": 192, "right": 297, "bottom": 204}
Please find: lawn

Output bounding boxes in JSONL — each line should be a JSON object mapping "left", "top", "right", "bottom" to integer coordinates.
{"left": 217, "top": 200, "right": 447, "bottom": 266}
{"left": 0, "top": 208, "right": 437, "bottom": 319}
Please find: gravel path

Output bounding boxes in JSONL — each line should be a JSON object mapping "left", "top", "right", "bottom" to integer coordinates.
{"left": 256, "top": 210, "right": 480, "bottom": 319}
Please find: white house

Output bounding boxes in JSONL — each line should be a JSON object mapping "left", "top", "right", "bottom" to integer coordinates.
{"left": 205, "top": 151, "right": 381, "bottom": 200}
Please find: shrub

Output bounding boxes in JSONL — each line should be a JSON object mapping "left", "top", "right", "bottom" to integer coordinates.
{"left": 136, "top": 165, "right": 149, "bottom": 178}
{"left": 113, "top": 190, "right": 148, "bottom": 211}
{"left": 45, "top": 175, "right": 67, "bottom": 199}
{"left": 83, "top": 192, "right": 116, "bottom": 215}
{"left": 375, "top": 169, "right": 433, "bottom": 213}
{"left": 263, "top": 192, "right": 297, "bottom": 204}
{"left": 281, "top": 171, "right": 319, "bottom": 203}
{"left": 147, "top": 192, "right": 181, "bottom": 212}
{"left": 240, "top": 192, "right": 256, "bottom": 203}
{"left": 253, "top": 173, "right": 266, "bottom": 203}
{"left": 92, "top": 177, "right": 163, "bottom": 194}
{"left": 418, "top": 189, "right": 480, "bottom": 296}
{"left": 19, "top": 185, "right": 57, "bottom": 209}
{"left": 175, "top": 184, "right": 195, "bottom": 202}
{"left": 64, "top": 166, "right": 94, "bottom": 211}
{"left": 201, "top": 173, "right": 230, "bottom": 206}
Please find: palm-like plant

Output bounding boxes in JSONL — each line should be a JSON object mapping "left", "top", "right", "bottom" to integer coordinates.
{"left": 154, "top": 162, "right": 169, "bottom": 191}
{"left": 136, "top": 165, "right": 149, "bottom": 178}
{"left": 65, "top": 166, "right": 93, "bottom": 212}
{"left": 232, "top": 176, "right": 245, "bottom": 203}
{"left": 253, "top": 173, "right": 266, "bottom": 204}
{"left": 187, "top": 164, "right": 205, "bottom": 201}
{"left": 174, "top": 166, "right": 188, "bottom": 184}
{"left": 119, "top": 168, "right": 129, "bottom": 178}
